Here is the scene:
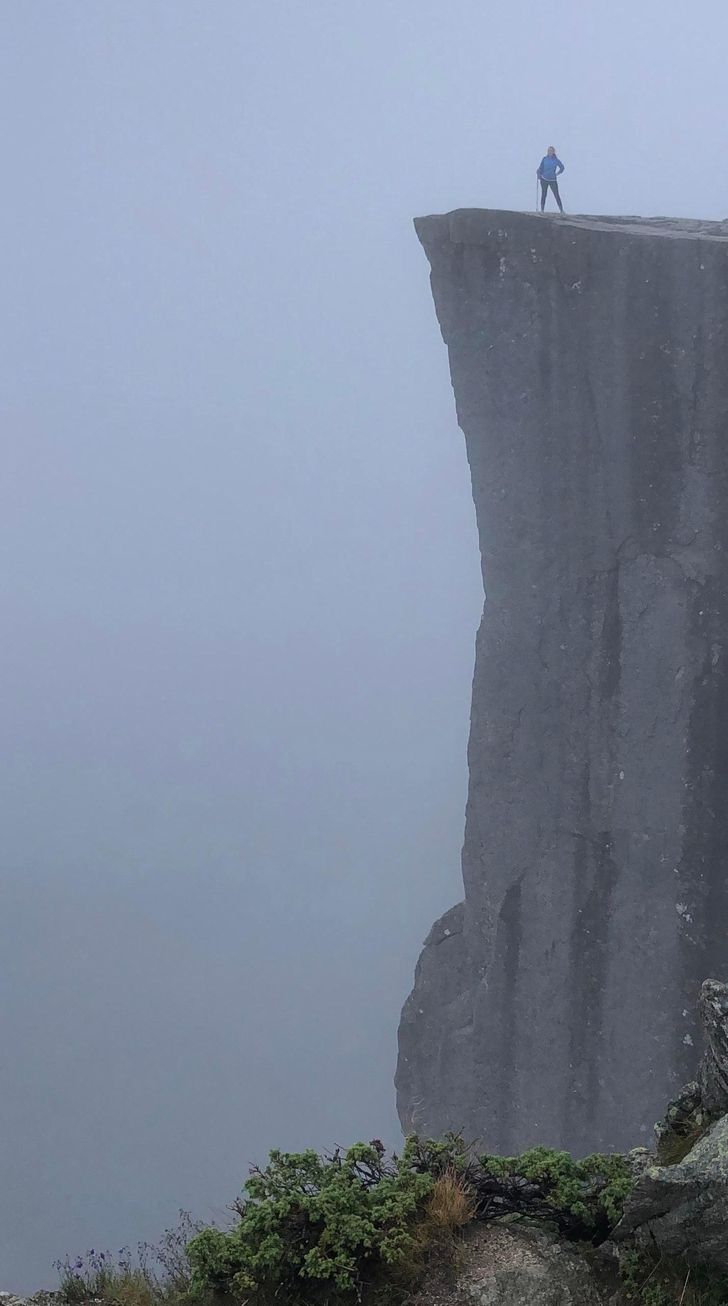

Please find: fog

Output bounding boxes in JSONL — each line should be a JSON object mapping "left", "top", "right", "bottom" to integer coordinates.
{"left": 2, "top": 0, "right": 727, "bottom": 1289}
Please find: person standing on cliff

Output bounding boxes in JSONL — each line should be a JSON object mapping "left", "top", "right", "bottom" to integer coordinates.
{"left": 537, "top": 146, "right": 565, "bottom": 212}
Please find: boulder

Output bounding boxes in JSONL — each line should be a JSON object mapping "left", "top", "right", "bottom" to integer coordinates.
{"left": 616, "top": 1113, "right": 728, "bottom": 1270}
{"left": 416, "top": 1224, "right": 624, "bottom": 1306}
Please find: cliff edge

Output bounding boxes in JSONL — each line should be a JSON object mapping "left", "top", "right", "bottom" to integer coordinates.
{"left": 396, "top": 209, "right": 728, "bottom": 1155}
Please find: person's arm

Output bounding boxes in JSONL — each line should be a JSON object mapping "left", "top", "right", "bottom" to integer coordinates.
{"left": 556, "top": 157, "right": 565, "bottom": 174}
{"left": 536, "top": 159, "right": 543, "bottom": 177}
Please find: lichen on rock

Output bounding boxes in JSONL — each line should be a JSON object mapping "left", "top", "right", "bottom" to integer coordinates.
{"left": 414, "top": 1224, "right": 621, "bottom": 1306}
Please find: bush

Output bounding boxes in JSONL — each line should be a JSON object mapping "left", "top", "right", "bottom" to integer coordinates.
{"left": 186, "top": 1136, "right": 470, "bottom": 1305}
{"left": 55, "top": 1138, "right": 640, "bottom": 1306}
{"left": 476, "top": 1146, "right": 634, "bottom": 1240}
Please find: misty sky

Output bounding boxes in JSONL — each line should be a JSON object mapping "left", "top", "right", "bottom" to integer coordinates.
{"left": 2, "top": 0, "right": 728, "bottom": 1290}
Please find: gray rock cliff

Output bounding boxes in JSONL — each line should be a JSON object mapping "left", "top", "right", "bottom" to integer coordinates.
{"left": 397, "top": 210, "right": 728, "bottom": 1155}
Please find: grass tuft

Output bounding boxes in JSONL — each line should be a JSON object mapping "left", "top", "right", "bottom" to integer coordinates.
{"left": 656, "top": 1121, "right": 707, "bottom": 1168}
{"left": 620, "top": 1249, "right": 728, "bottom": 1305}
{"left": 421, "top": 1170, "right": 477, "bottom": 1239}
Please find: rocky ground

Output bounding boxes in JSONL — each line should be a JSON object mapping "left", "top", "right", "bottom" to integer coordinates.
{"left": 1, "top": 1294, "right": 60, "bottom": 1306}
{"left": 414, "top": 1224, "right": 624, "bottom": 1305}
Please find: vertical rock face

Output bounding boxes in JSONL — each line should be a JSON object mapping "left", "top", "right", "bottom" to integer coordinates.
{"left": 396, "top": 210, "right": 728, "bottom": 1156}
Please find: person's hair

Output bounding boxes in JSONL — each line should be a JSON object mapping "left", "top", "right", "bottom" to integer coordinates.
{"left": 547, "top": 145, "right": 556, "bottom": 153}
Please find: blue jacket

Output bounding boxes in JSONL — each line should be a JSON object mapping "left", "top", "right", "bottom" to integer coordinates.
{"left": 538, "top": 154, "right": 564, "bottom": 180}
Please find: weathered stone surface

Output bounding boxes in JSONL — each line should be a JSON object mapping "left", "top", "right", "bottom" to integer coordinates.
{"left": 0, "top": 1295, "right": 58, "bottom": 1306}
{"left": 415, "top": 1224, "right": 623, "bottom": 1306}
{"left": 615, "top": 1113, "right": 728, "bottom": 1270}
{"left": 654, "top": 1080, "right": 704, "bottom": 1158}
{"left": 397, "top": 210, "right": 728, "bottom": 1155}
{"left": 398, "top": 904, "right": 473, "bottom": 1135}
{"left": 698, "top": 979, "right": 728, "bottom": 1116}
{"left": 654, "top": 979, "right": 728, "bottom": 1156}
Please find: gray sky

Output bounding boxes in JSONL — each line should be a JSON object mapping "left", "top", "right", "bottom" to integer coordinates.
{"left": 2, "top": 0, "right": 727, "bottom": 1290}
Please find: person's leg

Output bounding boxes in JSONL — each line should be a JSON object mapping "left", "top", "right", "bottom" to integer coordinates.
{"left": 540, "top": 179, "right": 548, "bottom": 211}
{"left": 551, "top": 178, "right": 564, "bottom": 212}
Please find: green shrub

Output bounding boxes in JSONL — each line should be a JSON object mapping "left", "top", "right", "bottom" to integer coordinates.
{"left": 54, "top": 1137, "right": 644, "bottom": 1306}
{"left": 187, "top": 1136, "right": 468, "bottom": 1305}
{"left": 476, "top": 1146, "right": 634, "bottom": 1239}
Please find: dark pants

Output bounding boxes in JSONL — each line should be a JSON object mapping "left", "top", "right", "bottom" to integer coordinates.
{"left": 540, "top": 177, "right": 563, "bottom": 212}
